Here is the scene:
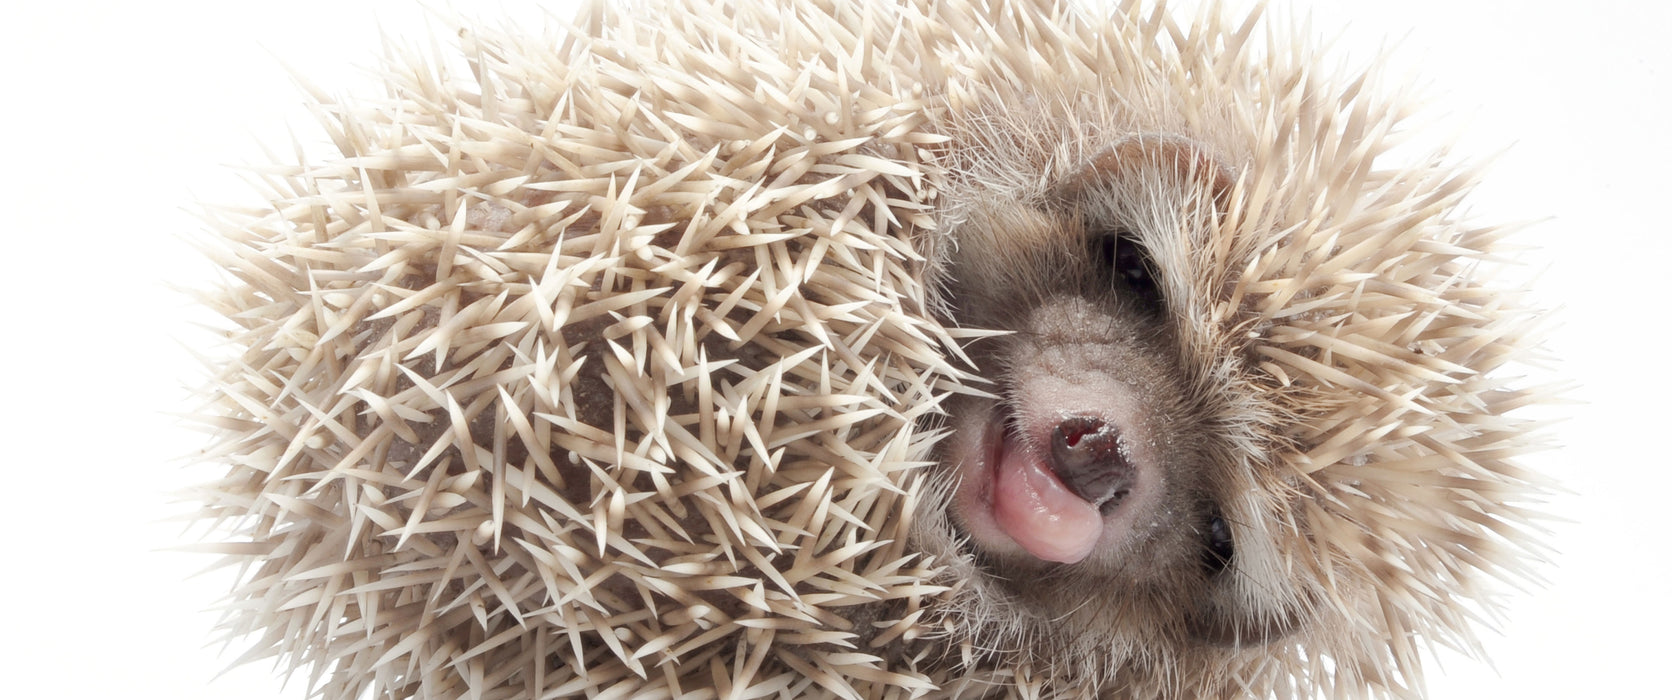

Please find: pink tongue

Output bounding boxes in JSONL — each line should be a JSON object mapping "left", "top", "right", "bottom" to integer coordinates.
{"left": 992, "top": 434, "right": 1103, "bottom": 564}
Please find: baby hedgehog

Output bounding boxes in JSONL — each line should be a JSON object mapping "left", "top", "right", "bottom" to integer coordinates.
{"left": 189, "top": 0, "right": 1552, "bottom": 698}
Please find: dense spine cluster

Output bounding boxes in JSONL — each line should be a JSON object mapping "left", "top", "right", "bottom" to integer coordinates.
{"left": 195, "top": 2, "right": 967, "bottom": 696}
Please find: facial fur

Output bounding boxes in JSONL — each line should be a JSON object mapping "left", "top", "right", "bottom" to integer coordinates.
{"left": 913, "top": 133, "right": 1332, "bottom": 694}
{"left": 902, "top": 9, "right": 1552, "bottom": 686}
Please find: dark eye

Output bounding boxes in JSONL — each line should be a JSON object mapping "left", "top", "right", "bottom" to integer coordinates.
{"left": 1093, "top": 232, "right": 1164, "bottom": 313}
{"left": 1202, "top": 510, "right": 1234, "bottom": 576}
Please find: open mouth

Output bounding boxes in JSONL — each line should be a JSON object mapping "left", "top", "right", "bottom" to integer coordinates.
{"left": 978, "top": 409, "right": 1133, "bottom": 565}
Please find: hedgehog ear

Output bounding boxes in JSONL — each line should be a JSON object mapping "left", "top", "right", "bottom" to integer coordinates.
{"left": 1049, "top": 134, "right": 1235, "bottom": 211}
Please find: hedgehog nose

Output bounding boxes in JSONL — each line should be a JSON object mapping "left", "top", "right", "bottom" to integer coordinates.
{"left": 1048, "top": 415, "right": 1136, "bottom": 515}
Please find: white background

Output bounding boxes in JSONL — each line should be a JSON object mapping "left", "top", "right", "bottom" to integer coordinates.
{"left": 0, "top": 1, "right": 1670, "bottom": 698}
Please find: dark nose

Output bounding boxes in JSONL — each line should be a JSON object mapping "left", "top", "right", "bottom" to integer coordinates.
{"left": 1048, "top": 415, "right": 1136, "bottom": 514}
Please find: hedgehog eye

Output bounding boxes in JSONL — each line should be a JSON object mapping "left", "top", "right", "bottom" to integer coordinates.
{"left": 1202, "top": 510, "right": 1234, "bottom": 576}
{"left": 1093, "top": 232, "right": 1164, "bottom": 313}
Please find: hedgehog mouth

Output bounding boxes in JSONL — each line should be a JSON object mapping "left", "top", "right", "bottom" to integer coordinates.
{"left": 975, "top": 408, "right": 1127, "bottom": 565}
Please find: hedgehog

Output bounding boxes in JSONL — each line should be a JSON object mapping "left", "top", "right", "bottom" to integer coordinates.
{"left": 188, "top": 1, "right": 1552, "bottom": 698}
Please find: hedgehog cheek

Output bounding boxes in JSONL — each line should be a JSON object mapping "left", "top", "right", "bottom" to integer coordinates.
{"left": 1185, "top": 497, "right": 1315, "bottom": 648}
{"left": 1188, "top": 594, "right": 1307, "bottom": 648}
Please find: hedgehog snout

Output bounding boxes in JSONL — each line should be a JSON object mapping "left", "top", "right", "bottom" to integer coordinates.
{"left": 1048, "top": 415, "right": 1135, "bottom": 516}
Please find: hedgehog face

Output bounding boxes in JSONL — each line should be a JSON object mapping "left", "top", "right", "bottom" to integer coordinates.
{"left": 917, "top": 135, "right": 1319, "bottom": 678}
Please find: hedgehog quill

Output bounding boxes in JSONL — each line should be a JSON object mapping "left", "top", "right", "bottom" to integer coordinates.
{"left": 189, "top": 1, "right": 1554, "bottom": 698}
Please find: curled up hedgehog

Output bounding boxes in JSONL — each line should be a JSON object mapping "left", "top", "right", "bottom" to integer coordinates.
{"left": 188, "top": 0, "right": 1553, "bottom": 698}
